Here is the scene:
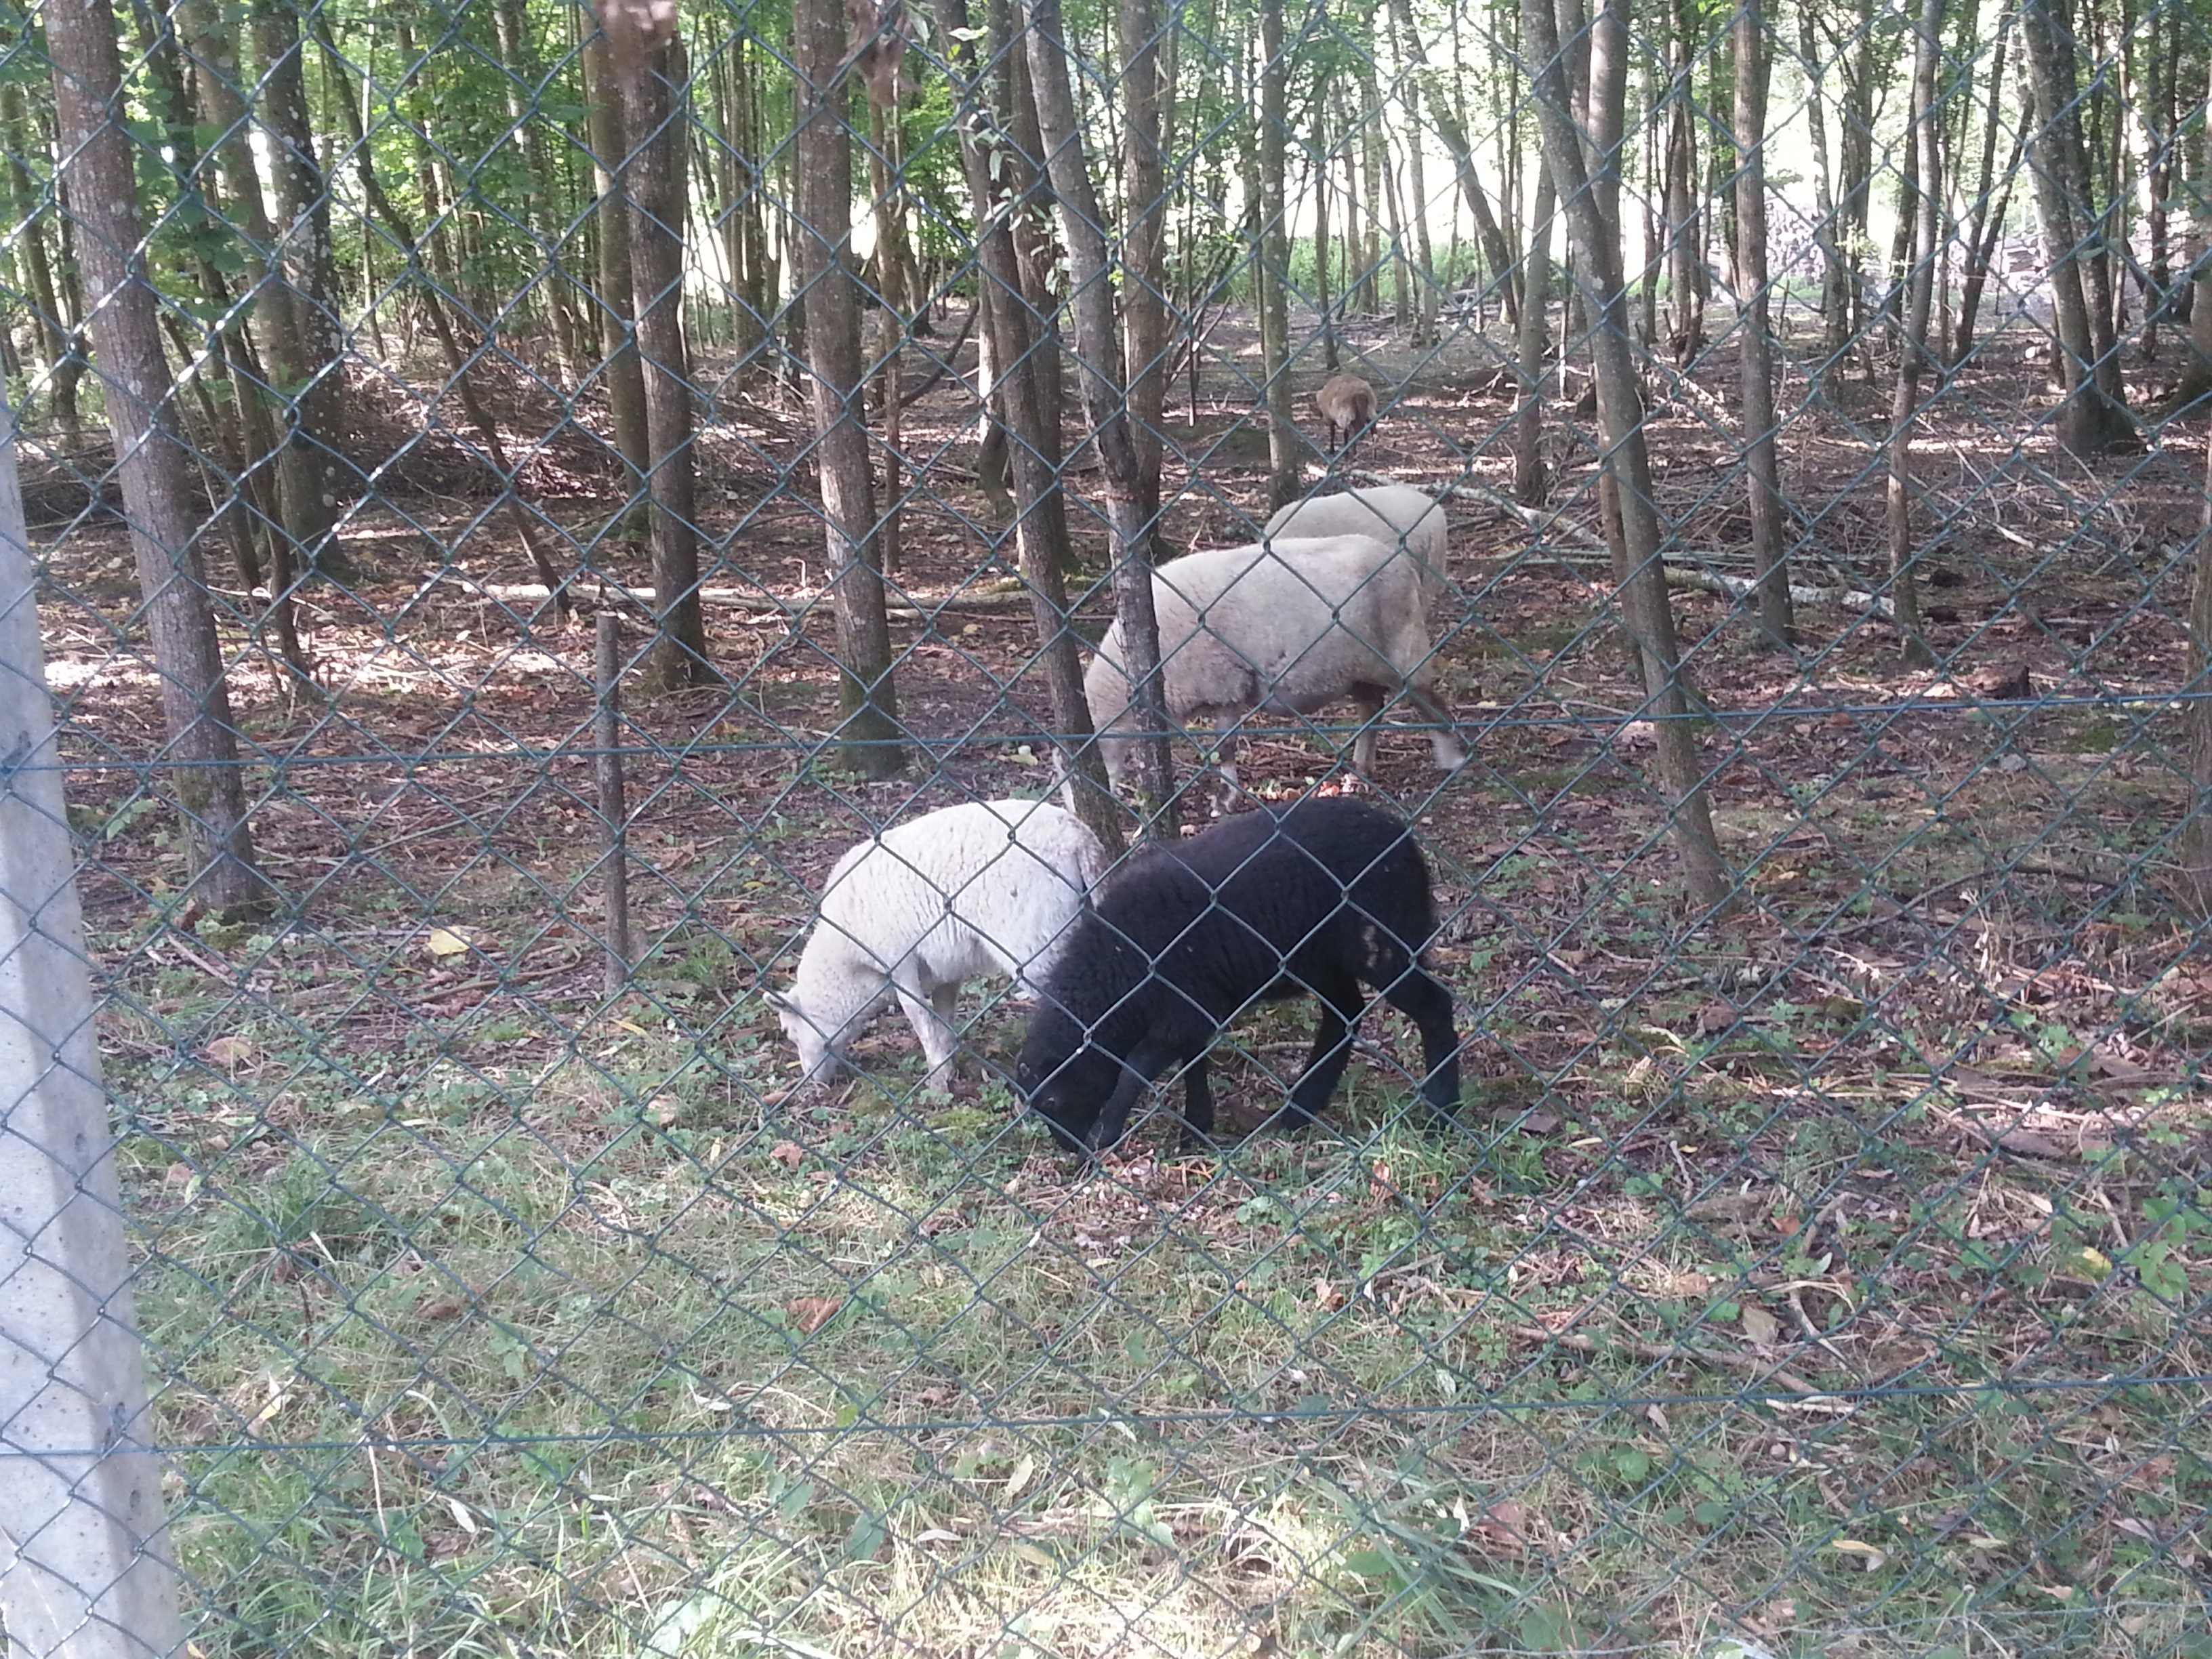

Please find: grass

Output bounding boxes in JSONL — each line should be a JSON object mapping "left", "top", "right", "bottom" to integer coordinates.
{"left": 122, "top": 995, "right": 2211, "bottom": 1659}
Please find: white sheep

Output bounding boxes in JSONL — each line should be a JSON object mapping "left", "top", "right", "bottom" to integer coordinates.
{"left": 766, "top": 799, "right": 1110, "bottom": 1092}
{"left": 1084, "top": 533, "right": 1468, "bottom": 801}
{"left": 1263, "top": 484, "right": 1452, "bottom": 612}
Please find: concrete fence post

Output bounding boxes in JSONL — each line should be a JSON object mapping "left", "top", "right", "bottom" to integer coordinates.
{"left": 0, "top": 396, "right": 184, "bottom": 1659}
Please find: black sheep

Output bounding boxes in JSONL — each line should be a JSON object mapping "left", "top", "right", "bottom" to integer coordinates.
{"left": 1017, "top": 798, "right": 1461, "bottom": 1153}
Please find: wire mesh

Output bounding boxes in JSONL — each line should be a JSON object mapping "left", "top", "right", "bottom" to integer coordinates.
{"left": 3, "top": 0, "right": 2209, "bottom": 1653}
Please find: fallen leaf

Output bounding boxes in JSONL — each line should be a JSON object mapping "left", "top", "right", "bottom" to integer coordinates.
{"left": 1830, "top": 1539, "right": 1886, "bottom": 1571}
{"left": 771, "top": 1141, "right": 806, "bottom": 1170}
{"left": 420, "top": 1297, "right": 468, "bottom": 1322}
{"left": 1741, "top": 1304, "right": 1782, "bottom": 1347}
{"left": 425, "top": 927, "right": 472, "bottom": 958}
{"left": 785, "top": 1296, "right": 842, "bottom": 1334}
{"left": 205, "top": 1036, "right": 254, "bottom": 1068}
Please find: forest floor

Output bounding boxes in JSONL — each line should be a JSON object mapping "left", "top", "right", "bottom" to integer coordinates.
{"left": 30, "top": 299, "right": 2212, "bottom": 1658}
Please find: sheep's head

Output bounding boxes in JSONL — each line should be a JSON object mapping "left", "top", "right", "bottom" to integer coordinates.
{"left": 764, "top": 989, "right": 844, "bottom": 1084}
{"left": 1015, "top": 1030, "right": 1120, "bottom": 1155}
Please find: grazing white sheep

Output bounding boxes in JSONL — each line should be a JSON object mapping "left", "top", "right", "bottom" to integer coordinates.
{"left": 766, "top": 800, "right": 1110, "bottom": 1092}
{"left": 1263, "top": 484, "right": 1452, "bottom": 612}
{"left": 1084, "top": 533, "right": 1468, "bottom": 802}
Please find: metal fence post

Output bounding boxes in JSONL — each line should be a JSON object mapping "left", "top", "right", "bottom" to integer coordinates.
{"left": 0, "top": 396, "right": 182, "bottom": 1659}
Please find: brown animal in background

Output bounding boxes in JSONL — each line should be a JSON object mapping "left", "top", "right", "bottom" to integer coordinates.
{"left": 1316, "top": 373, "right": 1377, "bottom": 457}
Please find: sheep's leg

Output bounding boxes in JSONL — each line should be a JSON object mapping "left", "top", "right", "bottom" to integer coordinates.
{"left": 1210, "top": 726, "right": 1246, "bottom": 815}
{"left": 891, "top": 968, "right": 962, "bottom": 1094}
{"left": 1268, "top": 969, "right": 1365, "bottom": 1133}
{"left": 1176, "top": 1052, "right": 1215, "bottom": 1149}
{"left": 1349, "top": 688, "right": 1387, "bottom": 777}
{"left": 1380, "top": 964, "right": 1463, "bottom": 1120}
{"left": 1088, "top": 1038, "right": 1180, "bottom": 1152}
{"left": 1404, "top": 682, "right": 1469, "bottom": 771}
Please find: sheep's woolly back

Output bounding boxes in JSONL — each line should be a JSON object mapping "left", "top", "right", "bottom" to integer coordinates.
{"left": 790, "top": 800, "right": 1109, "bottom": 1030}
{"left": 1084, "top": 533, "right": 1431, "bottom": 738}
{"left": 1263, "top": 485, "right": 1450, "bottom": 611}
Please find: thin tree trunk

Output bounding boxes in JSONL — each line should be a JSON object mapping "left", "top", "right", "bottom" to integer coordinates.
{"left": 795, "top": 0, "right": 902, "bottom": 770}
{"left": 1024, "top": 0, "right": 1176, "bottom": 831}
{"left": 1795, "top": 6, "right": 1845, "bottom": 388}
{"left": 1392, "top": 0, "right": 1436, "bottom": 347}
{"left": 2020, "top": 0, "right": 2141, "bottom": 454}
{"left": 251, "top": 0, "right": 344, "bottom": 493}
{"left": 2184, "top": 423, "right": 2212, "bottom": 911}
{"left": 1886, "top": 0, "right": 1942, "bottom": 667}
{"left": 1953, "top": 22, "right": 2017, "bottom": 361}
{"left": 625, "top": 37, "right": 716, "bottom": 687}
{"left": 584, "top": 35, "right": 652, "bottom": 498}
{"left": 1255, "top": 0, "right": 1299, "bottom": 508}
{"left": 1733, "top": 0, "right": 1791, "bottom": 647}
{"left": 1120, "top": 0, "right": 1170, "bottom": 548}
{"left": 179, "top": 0, "right": 335, "bottom": 581}
{"left": 1513, "top": 163, "right": 1553, "bottom": 506}
{"left": 47, "top": 0, "right": 269, "bottom": 914}
{"left": 1523, "top": 0, "right": 1729, "bottom": 916}
{"left": 1, "top": 91, "right": 83, "bottom": 441}
{"left": 937, "top": 0, "right": 1122, "bottom": 850}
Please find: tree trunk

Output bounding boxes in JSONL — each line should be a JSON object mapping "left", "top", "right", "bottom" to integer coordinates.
{"left": 1424, "top": 93, "right": 1518, "bottom": 323}
{"left": 1793, "top": 5, "right": 1846, "bottom": 388}
{"left": 1120, "top": 0, "right": 1170, "bottom": 548}
{"left": 1953, "top": 22, "right": 2018, "bottom": 362}
{"left": 2184, "top": 430, "right": 2212, "bottom": 912}
{"left": 1024, "top": 0, "right": 1176, "bottom": 831}
{"left": 1391, "top": 0, "right": 1437, "bottom": 346}
{"left": 794, "top": 0, "right": 903, "bottom": 771}
{"left": 47, "top": 0, "right": 269, "bottom": 915}
{"left": 2020, "top": 0, "right": 2141, "bottom": 454}
{"left": 1662, "top": 0, "right": 1703, "bottom": 362}
{"left": 1885, "top": 0, "right": 1942, "bottom": 668}
{"left": 583, "top": 35, "right": 652, "bottom": 497}
{"left": 936, "top": 0, "right": 1124, "bottom": 851}
{"left": 1256, "top": 0, "right": 1300, "bottom": 508}
{"left": 178, "top": 0, "right": 336, "bottom": 581}
{"left": 1732, "top": 0, "right": 1791, "bottom": 647}
{"left": 251, "top": 0, "right": 344, "bottom": 495}
{"left": 0, "top": 91, "right": 83, "bottom": 442}
{"left": 1513, "top": 162, "right": 1554, "bottom": 506}
{"left": 1522, "top": 0, "right": 1730, "bottom": 916}
{"left": 624, "top": 37, "right": 716, "bottom": 689}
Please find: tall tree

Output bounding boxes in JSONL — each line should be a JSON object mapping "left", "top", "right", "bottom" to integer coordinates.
{"left": 1024, "top": 0, "right": 1176, "bottom": 830}
{"left": 1522, "top": 0, "right": 1730, "bottom": 915}
{"left": 936, "top": 0, "right": 1123, "bottom": 850}
{"left": 178, "top": 0, "right": 335, "bottom": 579}
{"left": 1256, "top": 0, "right": 1300, "bottom": 508}
{"left": 795, "top": 0, "right": 903, "bottom": 771}
{"left": 2020, "top": 0, "right": 2140, "bottom": 454}
{"left": 47, "top": 0, "right": 268, "bottom": 915}
{"left": 623, "top": 34, "right": 717, "bottom": 689}
{"left": 1120, "top": 0, "right": 1171, "bottom": 545}
{"left": 1732, "top": 0, "right": 1791, "bottom": 647}
{"left": 583, "top": 34, "right": 652, "bottom": 498}
{"left": 1884, "top": 0, "right": 1942, "bottom": 666}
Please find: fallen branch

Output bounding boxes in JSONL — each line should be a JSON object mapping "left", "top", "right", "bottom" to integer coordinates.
{"left": 1511, "top": 1324, "right": 1824, "bottom": 1396}
{"left": 1665, "top": 566, "right": 1896, "bottom": 619}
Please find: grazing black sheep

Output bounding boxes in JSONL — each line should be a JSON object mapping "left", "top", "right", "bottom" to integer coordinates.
{"left": 1017, "top": 798, "right": 1461, "bottom": 1154}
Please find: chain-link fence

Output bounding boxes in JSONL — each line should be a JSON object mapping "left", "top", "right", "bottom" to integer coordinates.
{"left": 3, "top": 0, "right": 2209, "bottom": 1652}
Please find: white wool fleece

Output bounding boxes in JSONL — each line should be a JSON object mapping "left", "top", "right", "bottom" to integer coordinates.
{"left": 1262, "top": 484, "right": 1452, "bottom": 613}
{"left": 770, "top": 798, "right": 1110, "bottom": 1091}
